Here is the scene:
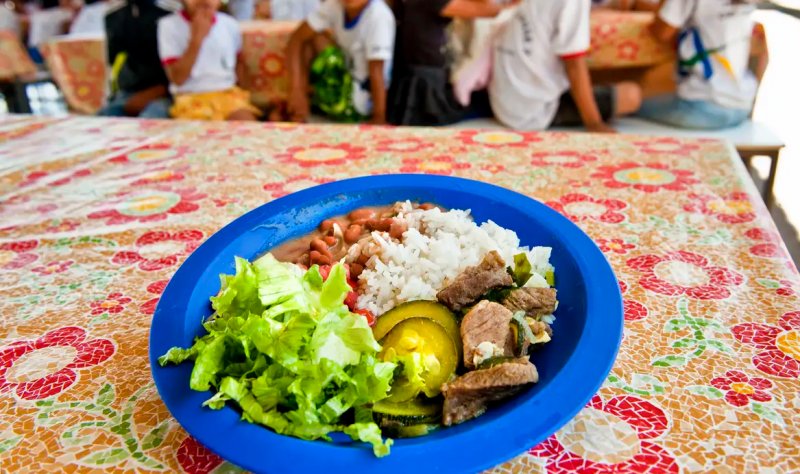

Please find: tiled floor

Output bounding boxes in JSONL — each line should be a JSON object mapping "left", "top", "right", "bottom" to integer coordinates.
{"left": 752, "top": 9, "right": 800, "bottom": 266}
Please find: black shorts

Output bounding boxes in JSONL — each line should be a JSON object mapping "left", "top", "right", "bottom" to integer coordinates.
{"left": 550, "top": 86, "right": 616, "bottom": 127}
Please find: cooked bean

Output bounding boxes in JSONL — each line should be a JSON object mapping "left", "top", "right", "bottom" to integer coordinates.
{"left": 389, "top": 221, "right": 407, "bottom": 239}
{"left": 319, "top": 219, "right": 334, "bottom": 233}
{"left": 349, "top": 208, "right": 376, "bottom": 221}
{"left": 323, "top": 236, "right": 336, "bottom": 246}
{"left": 344, "top": 225, "right": 363, "bottom": 244}
{"left": 310, "top": 239, "right": 328, "bottom": 254}
{"left": 309, "top": 250, "right": 332, "bottom": 265}
{"left": 351, "top": 218, "right": 368, "bottom": 226}
{"left": 356, "top": 253, "right": 369, "bottom": 265}
{"left": 350, "top": 263, "right": 364, "bottom": 279}
{"left": 419, "top": 203, "right": 436, "bottom": 210}
{"left": 367, "top": 218, "right": 392, "bottom": 232}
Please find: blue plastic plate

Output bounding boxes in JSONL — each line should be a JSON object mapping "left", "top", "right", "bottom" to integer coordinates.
{"left": 149, "top": 174, "right": 623, "bottom": 474}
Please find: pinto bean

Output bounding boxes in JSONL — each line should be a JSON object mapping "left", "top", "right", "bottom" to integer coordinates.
{"left": 349, "top": 263, "right": 364, "bottom": 279}
{"left": 319, "top": 219, "right": 334, "bottom": 233}
{"left": 309, "top": 250, "right": 332, "bottom": 266}
{"left": 310, "top": 239, "right": 328, "bottom": 254}
{"left": 348, "top": 208, "right": 376, "bottom": 221}
{"left": 419, "top": 203, "right": 436, "bottom": 210}
{"left": 367, "top": 218, "right": 393, "bottom": 232}
{"left": 323, "top": 236, "right": 336, "bottom": 246}
{"left": 344, "top": 225, "right": 363, "bottom": 244}
{"left": 389, "top": 221, "right": 407, "bottom": 239}
{"left": 356, "top": 253, "right": 369, "bottom": 265}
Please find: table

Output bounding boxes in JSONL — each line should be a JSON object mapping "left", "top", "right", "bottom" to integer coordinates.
{"left": 1, "top": 115, "right": 798, "bottom": 473}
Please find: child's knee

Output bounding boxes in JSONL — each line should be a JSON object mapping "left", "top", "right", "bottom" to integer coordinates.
{"left": 615, "top": 82, "right": 642, "bottom": 115}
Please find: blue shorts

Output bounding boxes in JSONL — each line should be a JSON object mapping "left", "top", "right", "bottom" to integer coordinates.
{"left": 97, "top": 92, "right": 171, "bottom": 119}
{"left": 637, "top": 94, "right": 749, "bottom": 130}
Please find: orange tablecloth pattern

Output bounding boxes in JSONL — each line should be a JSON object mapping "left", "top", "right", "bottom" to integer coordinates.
{"left": 1, "top": 115, "right": 799, "bottom": 473}
{"left": 0, "top": 30, "right": 37, "bottom": 81}
{"left": 40, "top": 36, "right": 108, "bottom": 115}
{"left": 588, "top": 10, "right": 673, "bottom": 69}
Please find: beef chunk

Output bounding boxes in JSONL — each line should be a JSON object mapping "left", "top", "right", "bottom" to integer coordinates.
{"left": 460, "top": 300, "right": 516, "bottom": 369}
{"left": 501, "top": 287, "right": 557, "bottom": 319}
{"left": 442, "top": 358, "right": 539, "bottom": 426}
{"left": 437, "top": 251, "right": 513, "bottom": 311}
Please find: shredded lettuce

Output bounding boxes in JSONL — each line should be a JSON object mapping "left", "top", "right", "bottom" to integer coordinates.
{"left": 159, "top": 254, "right": 395, "bottom": 457}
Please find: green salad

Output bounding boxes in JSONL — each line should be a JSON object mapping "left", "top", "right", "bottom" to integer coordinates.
{"left": 159, "top": 254, "right": 396, "bottom": 456}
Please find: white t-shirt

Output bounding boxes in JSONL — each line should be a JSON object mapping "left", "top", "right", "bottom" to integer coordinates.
{"left": 271, "top": 0, "right": 320, "bottom": 20}
{"left": 490, "top": 0, "right": 591, "bottom": 130}
{"left": 659, "top": 0, "right": 757, "bottom": 111}
{"left": 69, "top": 2, "right": 108, "bottom": 36}
{"left": 158, "top": 12, "right": 241, "bottom": 95}
{"left": 307, "top": 0, "right": 395, "bottom": 116}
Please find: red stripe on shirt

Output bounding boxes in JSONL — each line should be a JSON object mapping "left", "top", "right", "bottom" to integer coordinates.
{"left": 559, "top": 51, "right": 588, "bottom": 60}
{"left": 162, "top": 57, "right": 179, "bottom": 66}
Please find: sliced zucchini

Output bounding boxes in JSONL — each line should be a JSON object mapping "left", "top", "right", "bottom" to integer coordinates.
{"left": 373, "top": 398, "right": 442, "bottom": 426}
{"left": 380, "top": 318, "right": 459, "bottom": 397}
{"left": 382, "top": 423, "right": 439, "bottom": 438}
{"left": 477, "top": 356, "right": 517, "bottom": 370}
{"left": 373, "top": 301, "right": 462, "bottom": 360}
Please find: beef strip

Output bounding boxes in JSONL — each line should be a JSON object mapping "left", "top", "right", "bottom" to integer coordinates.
{"left": 501, "top": 287, "right": 557, "bottom": 319}
{"left": 460, "top": 300, "right": 516, "bottom": 369}
{"left": 441, "top": 358, "right": 539, "bottom": 426}
{"left": 437, "top": 251, "right": 513, "bottom": 311}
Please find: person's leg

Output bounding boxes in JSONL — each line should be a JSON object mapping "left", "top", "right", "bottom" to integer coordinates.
{"left": 226, "top": 109, "right": 259, "bottom": 121}
{"left": 138, "top": 97, "right": 172, "bottom": 119}
{"left": 638, "top": 94, "right": 749, "bottom": 129}
{"left": 612, "top": 81, "right": 642, "bottom": 116}
{"left": 550, "top": 85, "right": 620, "bottom": 127}
{"left": 97, "top": 93, "right": 130, "bottom": 117}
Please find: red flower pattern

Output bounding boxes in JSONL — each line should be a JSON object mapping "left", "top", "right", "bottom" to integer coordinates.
{"left": 0, "top": 240, "right": 39, "bottom": 269}
{"left": 530, "top": 151, "right": 598, "bottom": 168}
{"left": 627, "top": 250, "right": 743, "bottom": 300}
{"left": 745, "top": 227, "right": 787, "bottom": 259}
{"left": 457, "top": 129, "right": 542, "bottom": 148}
{"left": 140, "top": 280, "right": 169, "bottom": 315}
{"left": 619, "top": 280, "right": 648, "bottom": 322}
{"left": 684, "top": 192, "right": 757, "bottom": 224}
{"left": 591, "top": 162, "right": 699, "bottom": 193}
{"left": 32, "top": 260, "right": 74, "bottom": 275}
{"left": 546, "top": 193, "right": 628, "bottom": 224}
{"left": 276, "top": 143, "right": 366, "bottom": 168}
{"left": 0, "top": 327, "right": 115, "bottom": 400}
{"left": 262, "top": 175, "right": 333, "bottom": 198}
{"left": 633, "top": 137, "right": 701, "bottom": 155}
{"left": 733, "top": 311, "right": 800, "bottom": 378}
{"left": 375, "top": 137, "right": 433, "bottom": 153}
{"left": 87, "top": 187, "right": 206, "bottom": 225}
{"left": 90, "top": 292, "right": 133, "bottom": 315}
{"left": 617, "top": 40, "right": 640, "bottom": 60}
{"left": 776, "top": 279, "right": 798, "bottom": 297}
{"left": 177, "top": 436, "right": 223, "bottom": 474}
{"left": 112, "top": 229, "right": 204, "bottom": 272}
{"left": 529, "top": 395, "right": 678, "bottom": 473}
{"left": 710, "top": 370, "right": 774, "bottom": 407}
{"left": 399, "top": 155, "right": 471, "bottom": 175}
{"left": 597, "top": 238, "right": 636, "bottom": 255}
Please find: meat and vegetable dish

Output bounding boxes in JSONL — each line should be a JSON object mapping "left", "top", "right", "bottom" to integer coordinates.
{"left": 159, "top": 202, "right": 558, "bottom": 457}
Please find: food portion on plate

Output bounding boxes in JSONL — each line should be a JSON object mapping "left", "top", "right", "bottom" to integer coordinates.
{"left": 159, "top": 202, "right": 558, "bottom": 457}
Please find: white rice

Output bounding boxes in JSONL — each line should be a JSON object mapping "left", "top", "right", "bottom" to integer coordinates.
{"left": 349, "top": 202, "right": 554, "bottom": 315}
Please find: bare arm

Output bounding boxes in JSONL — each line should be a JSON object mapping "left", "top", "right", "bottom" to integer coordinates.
{"left": 368, "top": 60, "right": 387, "bottom": 124}
{"left": 441, "top": 0, "right": 515, "bottom": 19}
{"left": 649, "top": 15, "right": 679, "bottom": 44}
{"left": 286, "top": 22, "right": 318, "bottom": 121}
{"left": 563, "top": 56, "right": 614, "bottom": 133}
{"left": 164, "top": 12, "right": 213, "bottom": 86}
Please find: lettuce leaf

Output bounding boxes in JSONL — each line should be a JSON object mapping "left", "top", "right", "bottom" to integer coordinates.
{"left": 159, "top": 255, "right": 395, "bottom": 457}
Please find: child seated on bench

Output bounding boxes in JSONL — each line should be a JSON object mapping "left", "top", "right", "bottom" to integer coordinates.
{"left": 591, "top": 0, "right": 659, "bottom": 11}
{"left": 157, "top": 0, "right": 260, "bottom": 121}
{"left": 286, "top": 0, "right": 395, "bottom": 124}
{"left": 641, "top": 0, "right": 760, "bottom": 130}
{"left": 490, "top": 0, "right": 641, "bottom": 132}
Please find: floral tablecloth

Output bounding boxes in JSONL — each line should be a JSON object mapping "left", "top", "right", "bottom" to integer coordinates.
{"left": 40, "top": 36, "right": 108, "bottom": 115}
{"left": 1, "top": 115, "right": 799, "bottom": 473}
